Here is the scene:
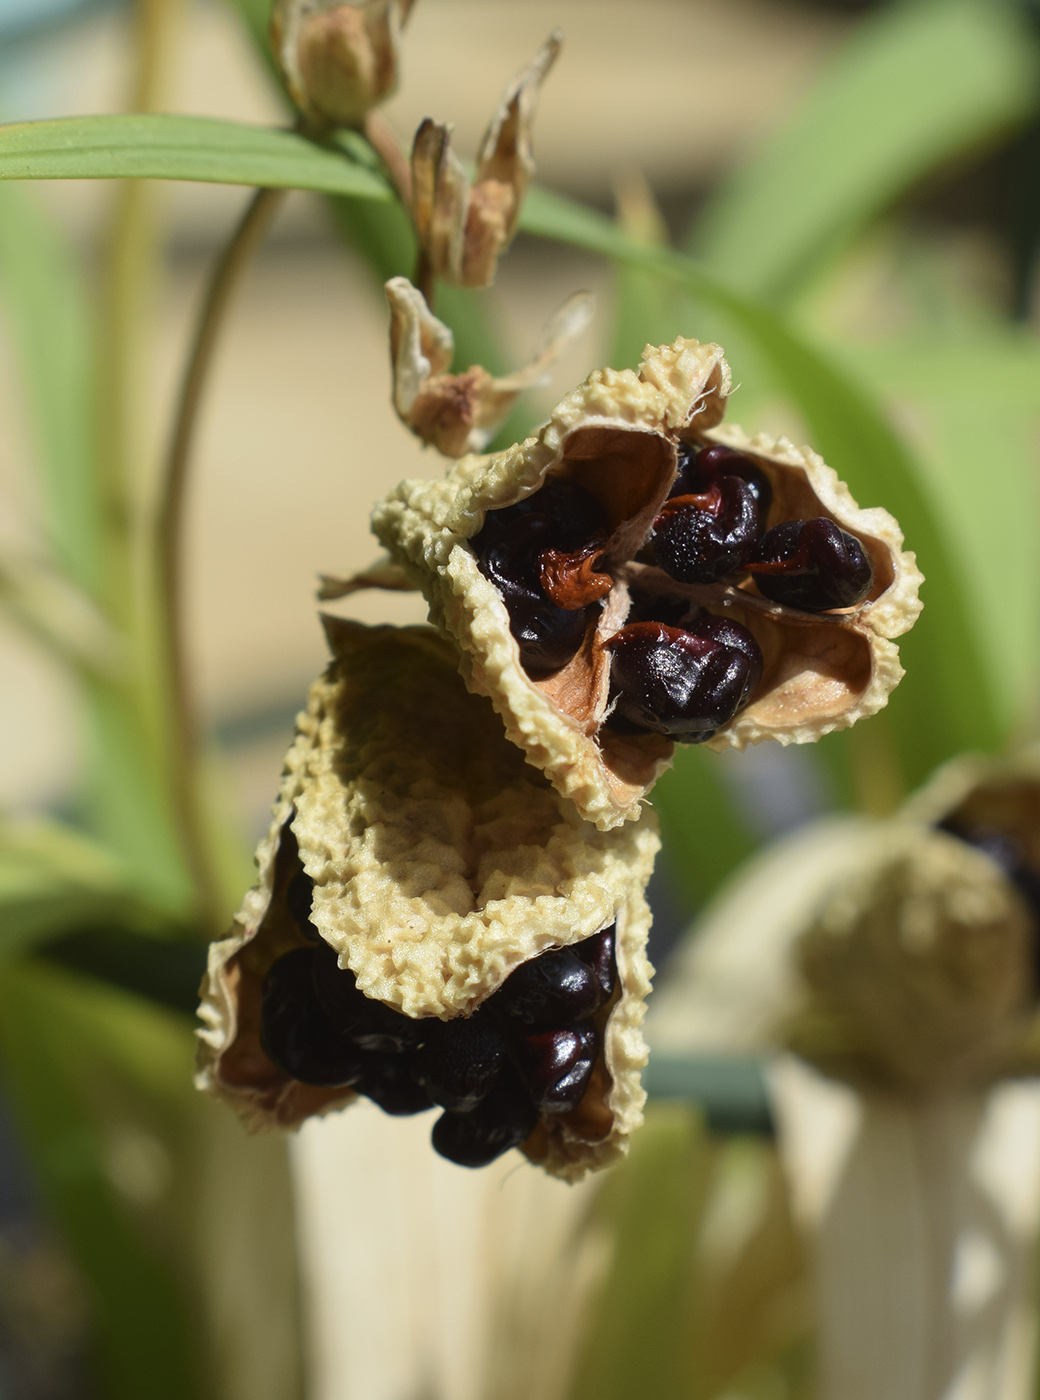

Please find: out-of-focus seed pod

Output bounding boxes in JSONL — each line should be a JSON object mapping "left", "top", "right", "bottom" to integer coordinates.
{"left": 197, "top": 621, "right": 657, "bottom": 1180}
{"left": 271, "top": 0, "right": 416, "bottom": 132}
{"left": 409, "top": 32, "right": 560, "bottom": 287}
{"left": 385, "top": 277, "right": 593, "bottom": 457}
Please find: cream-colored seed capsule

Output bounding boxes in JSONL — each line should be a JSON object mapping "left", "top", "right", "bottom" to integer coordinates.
{"left": 370, "top": 336, "right": 923, "bottom": 831}
{"left": 197, "top": 621, "right": 658, "bottom": 1180}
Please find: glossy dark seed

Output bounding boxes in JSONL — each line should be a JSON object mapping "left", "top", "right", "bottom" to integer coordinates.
{"left": 260, "top": 948, "right": 365, "bottom": 1087}
{"left": 414, "top": 1013, "right": 507, "bottom": 1112}
{"left": 747, "top": 518, "right": 874, "bottom": 611}
{"left": 653, "top": 473, "right": 761, "bottom": 584}
{"left": 490, "top": 948, "right": 606, "bottom": 1029}
{"left": 673, "top": 442, "right": 772, "bottom": 524}
{"left": 605, "top": 615, "right": 762, "bottom": 743}
{"left": 286, "top": 867, "right": 319, "bottom": 941}
{"left": 472, "top": 479, "right": 610, "bottom": 675}
{"left": 572, "top": 926, "right": 616, "bottom": 1000}
{"left": 430, "top": 1069, "right": 540, "bottom": 1168}
{"left": 355, "top": 1051, "right": 433, "bottom": 1116}
{"left": 516, "top": 1025, "right": 598, "bottom": 1114}
{"left": 311, "top": 940, "right": 426, "bottom": 1052}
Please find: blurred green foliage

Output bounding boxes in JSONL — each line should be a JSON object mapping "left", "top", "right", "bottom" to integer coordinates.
{"left": 0, "top": 0, "right": 1037, "bottom": 1394}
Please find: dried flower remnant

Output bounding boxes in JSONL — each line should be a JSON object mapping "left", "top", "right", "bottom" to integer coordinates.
{"left": 371, "top": 337, "right": 923, "bottom": 831}
{"left": 409, "top": 32, "right": 560, "bottom": 288}
{"left": 386, "top": 277, "right": 593, "bottom": 457}
{"left": 271, "top": 0, "right": 416, "bottom": 131}
{"left": 197, "top": 621, "right": 658, "bottom": 1180}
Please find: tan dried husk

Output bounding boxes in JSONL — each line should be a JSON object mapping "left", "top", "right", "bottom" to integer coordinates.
{"left": 271, "top": 0, "right": 413, "bottom": 131}
{"left": 370, "top": 336, "right": 923, "bottom": 831}
{"left": 196, "top": 621, "right": 658, "bottom": 1180}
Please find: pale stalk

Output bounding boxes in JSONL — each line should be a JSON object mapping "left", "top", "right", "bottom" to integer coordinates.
{"left": 769, "top": 1058, "right": 1040, "bottom": 1400}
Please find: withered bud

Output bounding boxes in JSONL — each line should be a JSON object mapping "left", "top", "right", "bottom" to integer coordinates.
{"left": 787, "top": 828, "right": 1034, "bottom": 1095}
{"left": 410, "top": 31, "right": 560, "bottom": 287}
{"left": 386, "top": 275, "right": 592, "bottom": 457}
{"left": 271, "top": 0, "right": 416, "bottom": 131}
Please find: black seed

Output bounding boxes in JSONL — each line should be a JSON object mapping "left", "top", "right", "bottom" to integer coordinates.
{"left": 472, "top": 479, "right": 609, "bottom": 675}
{"left": 430, "top": 1069, "right": 540, "bottom": 1168}
{"left": 747, "top": 518, "right": 874, "bottom": 611}
{"left": 605, "top": 614, "right": 762, "bottom": 743}
{"left": 653, "top": 473, "right": 761, "bottom": 584}
{"left": 355, "top": 1051, "right": 433, "bottom": 1116}
{"left": 490, "top": 948, "right": 606, "bottom": 1029}
{"left": 673, "top": 441, "right": 772, "bottom": 525}
{"left": 572, "top": 926, "right": 616, "bottom": 1000}
{"left": 260, "top": 948, "right": 365, "bottom": 1087}
{"left": 311, "top": 940, "right": 426, "bottom": 1052}
{"left": 286, "top": 867, "right": 319, "bottom": 941}
{"left": 414, "top": 1013, "right": 507, "bottom": 1112}
{"left": 516, "top": 1026, "right": 598, "bottom": 1114}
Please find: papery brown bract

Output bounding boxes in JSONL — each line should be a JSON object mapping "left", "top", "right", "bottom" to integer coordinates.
{"left": 409, "top": 32, "right": 560, "bottom": 287}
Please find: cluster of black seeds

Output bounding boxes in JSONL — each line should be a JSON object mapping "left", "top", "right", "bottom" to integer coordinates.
{"left": 471, "top": 478, "right": 611, "bottom": 675}
{"left": 472, "top": 441, "right": 877, "bottom": 747}
{"left": 260, "top": 870, "right": 617, "bottom": 1167}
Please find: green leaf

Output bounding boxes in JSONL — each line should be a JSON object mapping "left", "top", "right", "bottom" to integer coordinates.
{"left": 652, "top": 747, "right": 758, "bottom": 912}
{"left": 0, "top": 963, "right": 204, "bottom": 1400}
{"left": 520, "top": 188, "right": 1002, "bottom": 780}
{"left": 0, "top": 182, "right": 102, "bottom": 596}
{"left": 690, "top": 0, "right": 1039, "bottom": 304}
{"left": 0, "top": 115, "right": 392, "bottom": 198}
{"left": 568, "top": 1104, "right": 709, "bottom": 1400}
{"left": 0, "top": 820, "right": 168, "bottom": 954}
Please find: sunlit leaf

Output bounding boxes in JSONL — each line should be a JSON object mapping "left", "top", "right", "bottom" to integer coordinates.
{"left": 0, "top": 115, "right": 392, "bottom": 198}
{"left": 690, "top": 0, "right": 1038, "bottom": 304}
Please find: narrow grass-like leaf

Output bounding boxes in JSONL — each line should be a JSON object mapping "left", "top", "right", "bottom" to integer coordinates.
{"left": 568, "top": 1104, "right": 709, "bottom": 1400}
{"left": 0, "top": 963, "right": 204, "bottom": 1400}
{"left": 651, "top": 747, "right": 758, "bottom": 913}
{"left": 0, "top": 115, "right": 392, "bottom": 197}
{"left": 690, "top": 0, "right": 1038, "bottom": 304}
{"left": 520, "top": 188, "right": 1001, "bottom": 779}
{"left": 0, "top": 821, "right": 170, "bottom": 955}
{"left": 0, "top": 182, "right": 102, "bottom": 595}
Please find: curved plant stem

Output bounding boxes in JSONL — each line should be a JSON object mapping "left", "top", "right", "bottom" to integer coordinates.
{"left": 156, "top": 185, "right": 285, "bottom": 931}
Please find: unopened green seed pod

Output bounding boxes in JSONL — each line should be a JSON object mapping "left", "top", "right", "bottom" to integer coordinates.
{"left": 197, "top": 621, "right": 657, "bottom": 1181}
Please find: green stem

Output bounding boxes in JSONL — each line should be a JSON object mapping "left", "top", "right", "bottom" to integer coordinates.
{"left": 155, "top": 185, "right": 285, "bottom": 932}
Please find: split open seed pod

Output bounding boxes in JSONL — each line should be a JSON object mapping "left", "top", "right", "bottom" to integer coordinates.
{"left": 371, "top": 336, "right": 923, "bottom": 831}
{"left": 197, "top": 621, "right": 658, "bottom": 1180}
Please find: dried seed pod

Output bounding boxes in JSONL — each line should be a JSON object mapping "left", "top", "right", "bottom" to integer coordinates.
{"left": 371, "top": 337, "right": 923, "bottom": 830}
{"left": 197, "top": 621, "right": 658, "bottom": 1180}
{"left": 787, "top": 826, "right": 1034, "bottom": 1094}
{"left": 271, "top": 0, "right": 415, "bottom": 132}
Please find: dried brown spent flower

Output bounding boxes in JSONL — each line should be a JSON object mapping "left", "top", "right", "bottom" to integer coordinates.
{"left": 410, "top": 32, "right": 560, "bottom": 287}
{"left": 271, "top": 0, "right": 416, "bottom": 131}
{"left": 197, "top": 620, "right": 658, "bottom": 1180}
{"left": 386, "top": 277, "right": 593, "bottom": 457}
{"left": 369, "top": 336, "right": 923, "bottom": 831}
{"left": 786, "top": 827, "right": 1034, "bottom": 1094}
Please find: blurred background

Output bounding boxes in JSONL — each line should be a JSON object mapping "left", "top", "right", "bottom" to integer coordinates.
{"left": 0, "top": 0, "right": 1038, "bottom": 1396}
